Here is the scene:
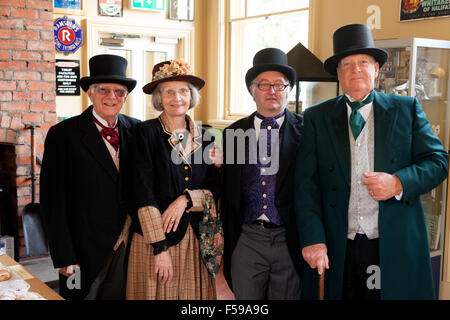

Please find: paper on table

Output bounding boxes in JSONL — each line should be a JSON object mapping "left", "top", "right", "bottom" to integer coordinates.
{"left": 9, "top": 264, "right": 34, "bottom": 280}
{"left": 0, "top": 263, "right": 46, "bottom": 300}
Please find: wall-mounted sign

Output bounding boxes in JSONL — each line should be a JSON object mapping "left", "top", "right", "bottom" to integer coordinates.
{"left": 54, "top": 18, "right": 83, "bottom": 53}
{"left": 99, "top": 0, "right": 123, "bottom": 17}
{"left": 169, "top": 0, "right": 195, "bottom": 21}
{"left": 130, "top": 0, "right": 165, "bottom": 11}
{"left": 54, "top": 0, "right": 86, "bottom": 15}
{"left": 55, "top": 60, "right": 80, "bottom": 96}
{"left": 400, "top": 0, "right": 450, "bottom": 21}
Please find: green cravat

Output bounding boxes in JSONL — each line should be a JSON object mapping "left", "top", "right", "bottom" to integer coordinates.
{"left": 344, "top": 91, "right": 374, "bottom": 140}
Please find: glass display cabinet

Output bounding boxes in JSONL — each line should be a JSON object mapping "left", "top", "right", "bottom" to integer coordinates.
{"left": 375, "top": 38, "right": 450, "bottom": 299}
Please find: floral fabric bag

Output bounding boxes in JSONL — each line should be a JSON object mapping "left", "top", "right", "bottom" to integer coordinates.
{"left": 199, "top": 191, "right": 224, "bottom": 278}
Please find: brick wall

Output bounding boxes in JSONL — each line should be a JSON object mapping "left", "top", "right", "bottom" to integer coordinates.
{"left": 0, "top": 0, "right": 56, "bottom": 258}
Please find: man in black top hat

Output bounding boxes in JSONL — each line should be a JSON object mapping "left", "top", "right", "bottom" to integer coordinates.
{"left": 221, "top": 48, "right": 303, "bottom": 299}
{"left": 294, "top": 24, "right": 447, "bottom": 299}
{"left": 40, "top": 54, "right": 140, "bottom": 300}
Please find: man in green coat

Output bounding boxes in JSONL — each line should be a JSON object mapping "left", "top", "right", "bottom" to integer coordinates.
{"left": 294, "top": 24, "right": 448, "bottom": 300}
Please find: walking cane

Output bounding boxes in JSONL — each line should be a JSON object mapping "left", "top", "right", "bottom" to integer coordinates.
{"left": 318, "top": 270, "right": 325, "bottom": 300}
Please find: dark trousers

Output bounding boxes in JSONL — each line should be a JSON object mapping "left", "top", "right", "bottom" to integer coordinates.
{"left": 230, "top": 224, "right": 301, "bottom": 300}
{"left": 342, "top": 233, "right": 381, "bottom": 300}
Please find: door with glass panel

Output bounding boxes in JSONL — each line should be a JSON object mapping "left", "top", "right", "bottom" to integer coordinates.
{"left": 97, "top": 34, "right": 177, "bottom": 120}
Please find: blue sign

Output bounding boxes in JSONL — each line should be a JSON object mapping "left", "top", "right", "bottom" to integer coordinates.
{"left": 53, "top": 18, "right": 83, "bottom": 54}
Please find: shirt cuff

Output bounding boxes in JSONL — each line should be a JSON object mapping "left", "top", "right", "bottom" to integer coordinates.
{"left": 395, "top": 191, "right": 403, "bottom": 200}
{"left": 138, "top": 206, "right": 166, "bottom": 244}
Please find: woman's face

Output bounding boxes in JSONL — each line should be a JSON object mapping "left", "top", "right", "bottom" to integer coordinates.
{"left": 159, "top": 81, "right": 191, "bottom": 118}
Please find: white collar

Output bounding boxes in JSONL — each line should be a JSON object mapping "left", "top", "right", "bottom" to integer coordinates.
{"left": 92, "top": 109, "right": 118, "bottom": 128}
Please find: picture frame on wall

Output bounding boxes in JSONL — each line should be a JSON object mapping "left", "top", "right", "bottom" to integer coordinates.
{"left": 400, "top": 0, "right": 450, "bottom": 21}
{"left": 98, "top": 0, "right": 123, "bottom": 17}
{"left": 129, "top": 0, "right": 165, "bottom": 11}
{"left": 54, "top": 0, "right": 86, "bottom": 15}
{"left": 169, "top": 0, "right": 195, "bottom": 21}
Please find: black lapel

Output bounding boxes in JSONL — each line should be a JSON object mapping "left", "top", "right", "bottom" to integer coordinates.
{"left": 275, "top": 110, "right": 301, "bottom": 196}
{"left": 373, "top": 91, "right": 398, "bottom": 172}
{"left": 325, "top": 96, "right": 351, "bottom": 187}
{"left": 224, "top": 113, "right": 255, "bottom": 202}
{"left": 78, "top": 106, "right": 119, "bottom": 184}
{"left": 118, "top": 113, "right": 132, "bottom": 166}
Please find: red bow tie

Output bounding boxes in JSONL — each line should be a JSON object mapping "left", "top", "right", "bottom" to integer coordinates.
{"left": 94, "top": 117, "right": 120, "bottom": 151}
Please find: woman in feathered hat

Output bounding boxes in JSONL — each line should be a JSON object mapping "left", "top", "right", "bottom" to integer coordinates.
{"left": 126, "top": 59, "right": 223, "bottom": 299}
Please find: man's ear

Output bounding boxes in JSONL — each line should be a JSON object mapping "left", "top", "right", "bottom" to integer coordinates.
{"left": 86, "top": 87, "right": 94, "bottom": 102}
{"left": 374, "top": 61, "right": 380, "bottom": 78}
{"left": 249, "top": 84, "right": 256, "bottom": 101}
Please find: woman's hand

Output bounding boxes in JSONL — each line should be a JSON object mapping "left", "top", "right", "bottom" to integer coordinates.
{"left": 161, "top": 195, "right": 189, "bottom": 233}
{"left": 154, "top": 251, "right": 173, "bottom": 283}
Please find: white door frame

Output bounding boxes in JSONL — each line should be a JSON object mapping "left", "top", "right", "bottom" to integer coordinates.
{"left": 83, "top": 19, "right": 195, "bottom": 120}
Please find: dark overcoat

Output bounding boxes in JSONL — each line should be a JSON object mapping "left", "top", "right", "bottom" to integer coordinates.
{"left": 221, "top": 109, "right": 304, "bottom": 289}
{"left": 294, "top": 91, "right": 448, "bottom": 299}
{"left": 40, "top": 106, "right": 139, "bottom": 298}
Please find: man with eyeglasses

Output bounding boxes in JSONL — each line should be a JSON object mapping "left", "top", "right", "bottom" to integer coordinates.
{"left": 220, "top": 48, "right": 303, "bottom": 299}
{"left": 40, "top": 54, "right": 140, "bottom": 300}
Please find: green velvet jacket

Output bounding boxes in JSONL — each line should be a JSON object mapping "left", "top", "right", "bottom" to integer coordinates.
{"left": 294, "top": 91, "right": 448, "bottom": 300}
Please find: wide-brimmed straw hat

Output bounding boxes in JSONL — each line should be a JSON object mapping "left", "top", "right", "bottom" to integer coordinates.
{"left": 142, "top": 59, "right": 205, "bottom": 95}
{"left": 324, "top": 24, "right": 388, "bottom": 76}
{"left": 80, "top": 54, "right": 137, "bottom": 92}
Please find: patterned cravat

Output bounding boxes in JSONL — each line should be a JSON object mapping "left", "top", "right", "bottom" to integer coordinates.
{"left": 256, "top": 110, "right": 285, "bottom": 157}
{"left": 94, "top": 117, "right": 120, "bottom": 151}
{"left": 344, "top": 91, "right": 374, "bottom": 140}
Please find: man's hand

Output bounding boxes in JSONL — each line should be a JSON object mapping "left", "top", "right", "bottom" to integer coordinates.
{"left": 302, "top": 243, "right": 329, "bottom": 275}
{"left": 362, "top": 172, "right": 403, "bottom": 201}
{"left": 209, "top": 143, "right": 223, "bottom": 168}
{"left": 58, "top": 264, "right": 80, "bottom": 277}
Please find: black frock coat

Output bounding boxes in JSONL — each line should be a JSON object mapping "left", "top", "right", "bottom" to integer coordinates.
{"left": 221, "top": 109, "right": 304, "bottom": 289}
{"left": 40, "top": 106, "right": 139, "bottom": 298}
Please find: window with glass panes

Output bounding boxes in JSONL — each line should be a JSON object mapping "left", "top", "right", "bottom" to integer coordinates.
{"left": 226, "top": 0, "right": 309, "bottom": 117}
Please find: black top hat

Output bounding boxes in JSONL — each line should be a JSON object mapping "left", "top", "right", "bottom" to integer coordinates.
{"left": 80, "top": 54, "right": 137, "bottom": 92}
{"left": 324, "top": 24, "right": 388, "bottom": 76}
{"left": 245, "top": 48, "right": 296, "bottom": 93}
{"left": 142, "top": 59, "right": 205, "bottom": 95}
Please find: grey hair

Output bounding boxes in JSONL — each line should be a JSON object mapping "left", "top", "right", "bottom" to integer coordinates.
{"left": 151, "top": 82, "right": 201, "bottom": 112}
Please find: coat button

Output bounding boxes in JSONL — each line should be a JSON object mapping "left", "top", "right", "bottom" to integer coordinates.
{"left": 330, "top": 203, "right": 336, "bottom": 208}
{"left": 332, "top": 186, "right": 337, "bottom": 191}
{"left": 185, "top": 177, "right": 189, "bottom": 181}
{"left": 329, "top": 166, "right": 334, "bottom": 172}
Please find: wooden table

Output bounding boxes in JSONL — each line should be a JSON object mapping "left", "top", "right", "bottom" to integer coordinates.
{"left": 0, "top": 254, "right": 63, "bottom": 300}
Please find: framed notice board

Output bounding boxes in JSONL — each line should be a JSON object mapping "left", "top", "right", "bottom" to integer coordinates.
{"left": 55, "top": 59, "right": 80, "bottom": 96}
